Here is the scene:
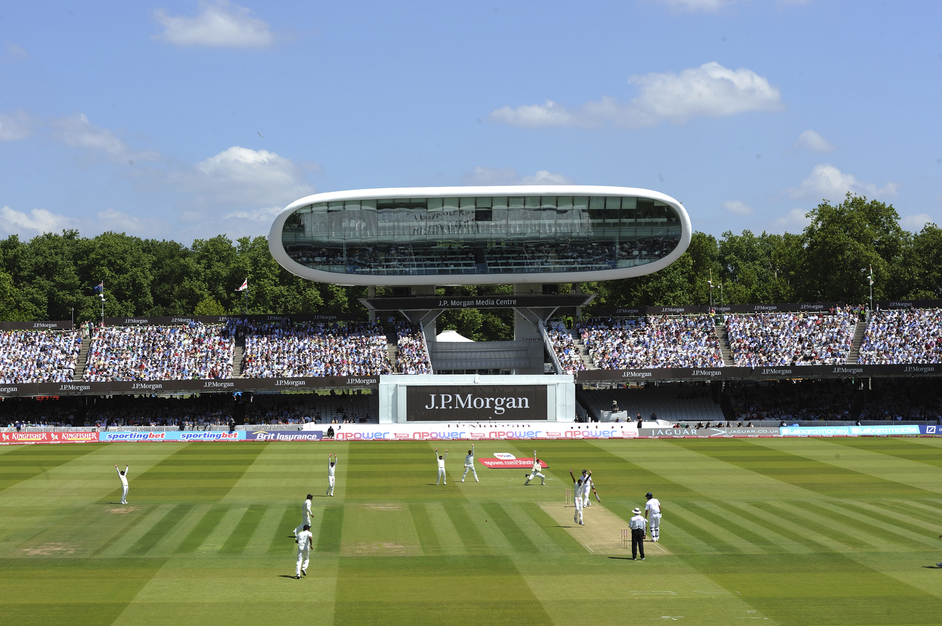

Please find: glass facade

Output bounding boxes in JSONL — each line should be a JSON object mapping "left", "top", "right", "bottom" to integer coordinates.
{"left": 280, "top": 195, "right": 682, "bottom": 277}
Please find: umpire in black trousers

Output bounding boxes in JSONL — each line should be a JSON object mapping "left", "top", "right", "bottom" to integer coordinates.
{"left": 629, "top": 507, "right": 647, "bottom": 560}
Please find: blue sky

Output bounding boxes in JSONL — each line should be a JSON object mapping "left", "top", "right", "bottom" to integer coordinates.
{"left": 1, "top": 0, "right": 939, "bottom": 244}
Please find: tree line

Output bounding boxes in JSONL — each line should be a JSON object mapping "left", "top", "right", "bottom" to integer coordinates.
{"left": 1, "top": 193, "right": 939, "bottom": 341}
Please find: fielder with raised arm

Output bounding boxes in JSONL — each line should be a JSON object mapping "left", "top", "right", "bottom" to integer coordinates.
{"left": 569, "top": 468, "right": 590, "bottom": 525}
{"left": 326, "top": 454, "right": 338, "bottom": 496}
{"left": 435, "top": 448, "right": 448, "bottom": 485}
{"left": 114, "top": 465, "right": 129, "bottom": 504}
{"left": 461, "top": 444, "right": 478, "bottom": 483}
{"left": 524, "top": 450, "right": 545, "bottom": 486}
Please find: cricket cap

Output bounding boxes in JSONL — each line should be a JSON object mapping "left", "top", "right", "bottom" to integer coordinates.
{"left": 646, "top": 492, "right": 653, "bottom": 498}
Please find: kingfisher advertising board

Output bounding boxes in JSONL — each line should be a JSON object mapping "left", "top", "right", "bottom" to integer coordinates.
{"left": 0, "top": 431, "right": 98, "bottom": 445}
{"left": 406, "top": 385, "right": 548, "bottom": 421}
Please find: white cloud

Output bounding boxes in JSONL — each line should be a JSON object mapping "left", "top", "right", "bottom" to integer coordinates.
{"left": 154, "top": 1, "right": 274, "bottom": 48}
{"left": 0, "top": 206, "right": 77, "bottom": 235}
{"left": 178, "top": 146, "right": 316, "bottom": 208}
{"left": 461, "top": 166, "right": 575, "bottom": 186}
{"left": 0, "top": 111, "right": 33, "bottom": 141}
{"left": 3, "top": 42, "right": 27, "bottom": 61}
{"left": 656, "top": 0, "right": 809, "bottom": 12}
{"left": 491, "top": 62, "right": 783, "bottom": 129}
{"left": 223, "top": 205, "right": 284, "bottom": 222}
{"left": 49, "top": 113, "right": 159, "bottom": 164}
{"left": 797, "top": 130, "right": 836, "bottom": 153}
{"left": 769, "top": 208, "right": 812, "bottom": 234}
{"left": 788, "top": 164, "right": 899, "bottom": 201}
{"left": 723, "top": 200, "right": 753, "bottom": 215}
{"left": 899, "top": 214, "right": 932, "bottom": 232}
{"left": 657, "top": 0, "right": 732, "bottom": 12}
{"left": 96, "top": 208, "right": 168, "bottom": 235}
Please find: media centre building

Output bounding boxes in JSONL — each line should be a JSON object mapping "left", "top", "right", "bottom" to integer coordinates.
{"left": 268, "top": 185, "right": 692, "bottom": 423}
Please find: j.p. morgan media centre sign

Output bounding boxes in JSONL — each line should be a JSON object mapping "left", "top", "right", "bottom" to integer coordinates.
{"left": 406, "top": 385, "right": 548, "bottom": 421}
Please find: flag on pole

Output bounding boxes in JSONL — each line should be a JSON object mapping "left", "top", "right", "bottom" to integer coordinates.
{"left": 868, "top": 265, "right": 874, "bottom": 286}
{"left": 94, "top": 281, "right": 104, "bottom": 293}
{"left": 236, "top": 279, "right": 248, "bottom": 292}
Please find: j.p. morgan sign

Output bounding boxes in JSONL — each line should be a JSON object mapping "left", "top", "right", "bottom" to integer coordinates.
{"left": 407, "top": 385, "right": 548, "bottom": 421}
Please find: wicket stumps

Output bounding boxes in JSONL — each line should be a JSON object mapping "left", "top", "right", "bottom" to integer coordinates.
{"left": 621, "top": 528, "right": 630, "bottom": 549}
{"left": 564, "top": 488, "right": 572, "bottom": 505}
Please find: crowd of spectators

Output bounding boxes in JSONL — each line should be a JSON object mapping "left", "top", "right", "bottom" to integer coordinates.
{"left": 395, "top": 322, "right": 432, "bottom": 374}
{"left": 546, "top": 323, "right": 587, "bottom": 373}
{"left": 83, "top": 322, "right": 234, "bottom": 382}
{"left": 579, "top": 315, "right": 724, "bottom": 369}
{"left": 0, "top": 330, "right": 83, "bottom": 383}
{"left": 725, "top": 309, "right": 856, "bottom": 367}
{"left": 241, "top": 320, "right": 392, "bottom": 378}
{"left": 857, "top": 378, "right": 942, "bottom": 421}
{"left": 858, "top": 308, "right": 942, "bottom": 364}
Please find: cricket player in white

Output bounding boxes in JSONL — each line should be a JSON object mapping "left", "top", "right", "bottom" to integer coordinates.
{"left": 524, "top": 451, "right": 545, "bottom": 485}
{"left": 326, "top": 454, "right": 337, "bottom": 496}
{"left": 295, "top": 524, "right": 313, "bottom": 579}
{"left": 645, "top": 492, "right": 662, "bottom": 542}
{"left": 569, "top": 468, "right": 590, "bottom": 525}
{"left": 114, "top": 465, "right": 129, "bottom": 504}
{"left": 435, "top": 448, "right": 448, "bottom": 485}
{"left": 461, "top": 444, "right": 478, "bottom": 483}
{"left": 581, "top": 470, "right": 592, "bottom": 507}
{"left": 295, "top": 494, "right": 313, "bottom": 536}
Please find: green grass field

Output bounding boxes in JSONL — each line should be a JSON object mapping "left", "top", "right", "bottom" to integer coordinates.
{"left": 1, "top": 437, "right": 941, "bottom": 625}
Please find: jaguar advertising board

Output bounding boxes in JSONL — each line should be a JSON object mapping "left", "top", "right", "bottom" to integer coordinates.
{"left": 406, "top": 385, "right": 548, "bottom": 421}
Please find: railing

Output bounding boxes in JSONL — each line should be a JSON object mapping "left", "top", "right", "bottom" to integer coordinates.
{"left": 538, "top": 320, "right": 564, "bottom": 375}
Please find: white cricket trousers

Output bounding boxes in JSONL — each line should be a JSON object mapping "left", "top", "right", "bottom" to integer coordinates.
{"left": 461, "top": 465, "right": 478, "bottom": 482}
{"left": 327, "top": 476, "right": 335, "bottom": 496}
{"left": 296, "top": 548, "right": 310, "bottom": 576}
{"left": 573, "top": 497, "right": 584, "bottom": 524}
{"left": 649, "top": 513, "right": 661, "bottom": 540}
{"left": 437, "top": 468, "right": 446, "bottom": 485}
{"left": 121, "top": 485, "right": 128, "bottom": 504}
{"left": 294, "top": 514, "right": 311, "bottom": 537}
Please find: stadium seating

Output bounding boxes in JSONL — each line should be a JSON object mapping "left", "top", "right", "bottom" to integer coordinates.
{"left": 578, "top": 315, "right": 723, "bottom": 369}
{"left": 0, "top": 329, "right": 82, "bottom": 383}
{"left": 858, "top": 308, "right": 942, "bottom": 364}
{"left": 725, "top": 310, "right": 856, "bottom": 367}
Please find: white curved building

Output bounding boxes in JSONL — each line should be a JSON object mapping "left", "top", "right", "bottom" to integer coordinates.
{"left": 269, "top": 185, "right": 691, "bottom": 286}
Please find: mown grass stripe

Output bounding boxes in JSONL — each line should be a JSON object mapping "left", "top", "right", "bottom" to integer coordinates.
{"left": 481, "top": 502, "right": 539, "bottom": 554}
{"left": 834, "top": 500, "right": 942, "bottom": 542}
{"left": 896, "top": 499, "right": 942, "bottom": 526}
{"left": 754, "top": 501, "right": 870, "bottom": 551}
{"left": 684, "top": 502, "right": 773, "bottom": 553}
{"left": 803, "top": 501, "right": 929, "bottom": 550}
{"left": 669, "top": 503, "right": 745, "bottom": 554}
{"left": 125, "top": 504, "right": 193, "bottom": 556}
{"left": 442, "top": 501, "right": 488, "bottom": 555}
{"left": 89, "top": 504, "right": 158, "bottom": 557}
{"left": 174, "top": 506, "right": 227, "bottom": 554}
{"left": 712, "top": 500, "right": 821, "bottom": 554}
{"left": 423, "top": 502, "right": 467, "bottom": 556}
{"left": 220, "top": 504, "right": 266, "bottom": 554}
{"left": 0, "top": 444, "right": 101, "bottom": 493}
{"left": 266, "top": 505, "right": 299, "bottom": 555}
{"left": 243, "top": 504, "right": 287, "bottom": 556}
{"left": 518, "top": 502, "right": 585, "bottom": 554}
{"left": 408, "top": 503, "right": 442, "bottom": 556}
{"left": 317, "top": 505, "right": 344, "bottom": 553}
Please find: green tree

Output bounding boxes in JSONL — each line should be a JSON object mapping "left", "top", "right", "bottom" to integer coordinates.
{"left": 800, "top": 193, "right": 906, "bottom": 304}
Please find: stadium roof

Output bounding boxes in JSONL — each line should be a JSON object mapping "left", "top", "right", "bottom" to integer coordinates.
{"left": 269, "top": 185, "right": 691, "bottom": 286}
